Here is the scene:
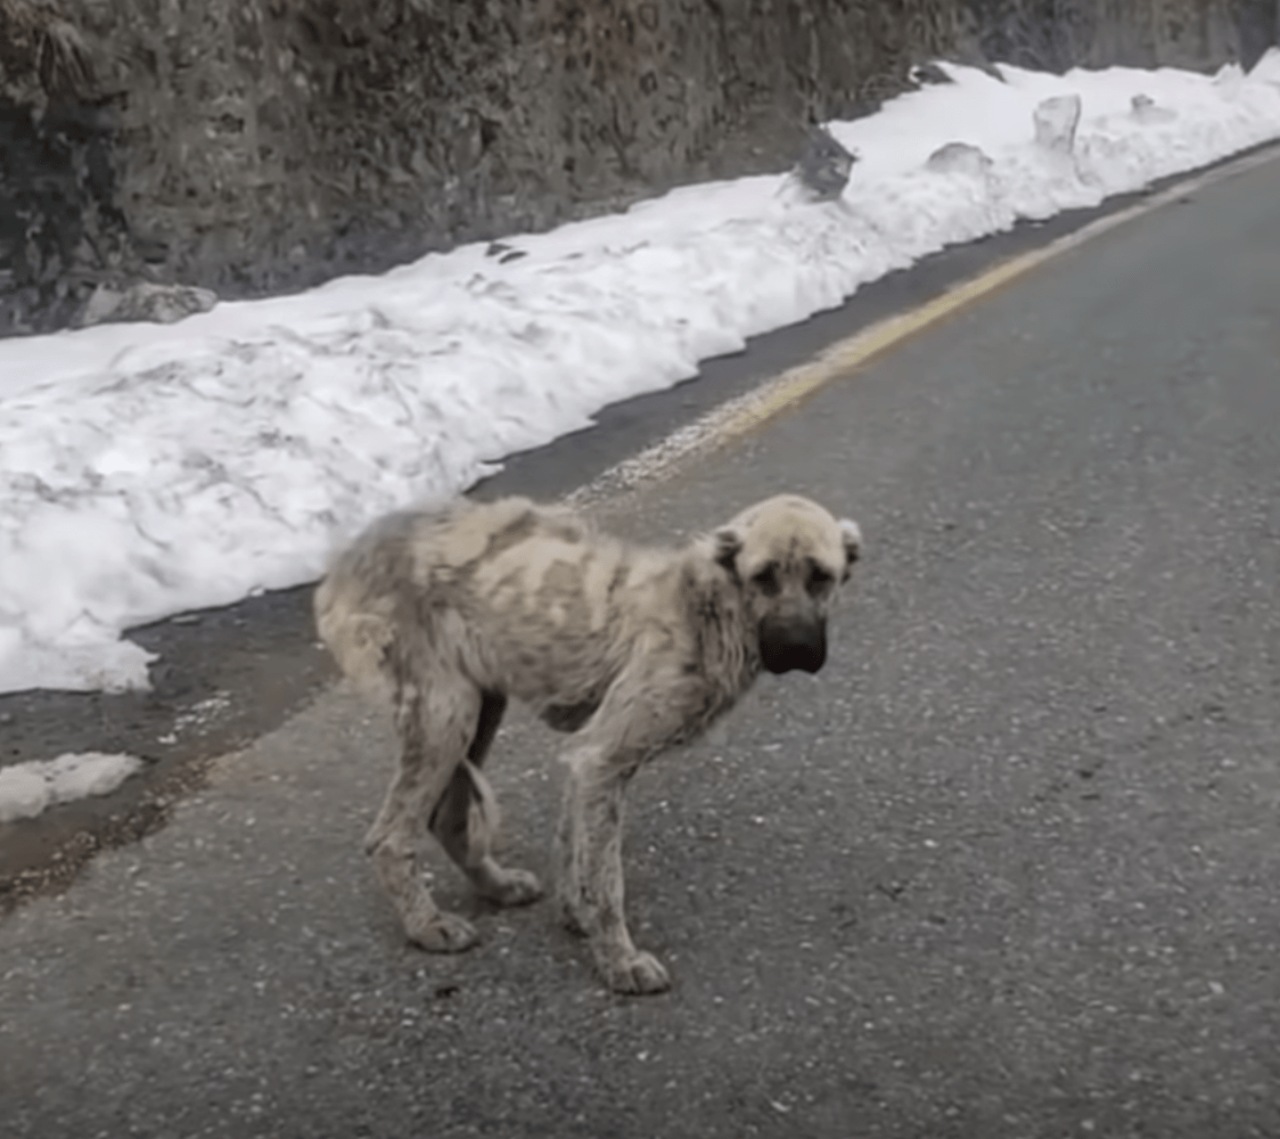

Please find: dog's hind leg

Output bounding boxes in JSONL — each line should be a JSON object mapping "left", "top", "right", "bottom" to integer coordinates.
{"left": 365, "top": 668, "right": 484, "bottom": 953}
{"left": 428, "top": 691, "right": 543, "bottom": 907}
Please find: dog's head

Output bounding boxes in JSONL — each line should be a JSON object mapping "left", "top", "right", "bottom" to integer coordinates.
{"left": 711, "top": 494, "right": 861, "bottom": 675}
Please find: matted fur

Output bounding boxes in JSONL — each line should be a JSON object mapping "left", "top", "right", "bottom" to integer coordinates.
{"left": 315, "top": 492, "right": 862, "bottom": 995}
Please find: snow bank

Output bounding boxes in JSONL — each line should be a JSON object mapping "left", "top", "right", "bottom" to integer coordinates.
{"left": 1, "top": 54, "right": 1279, "bottom": 696}
{"left": 0, "top": 753, "right": 145, "bottom": 823}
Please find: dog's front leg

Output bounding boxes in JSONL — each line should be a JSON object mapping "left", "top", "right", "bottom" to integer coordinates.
{"left": 554, "top": 655, "right": 713, "bottom": 996}
{"left": 559, "top": 749, "right": 670, "bottom": 996}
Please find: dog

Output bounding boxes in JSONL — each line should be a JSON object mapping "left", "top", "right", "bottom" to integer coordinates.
{"left": 315, "top": 492, "right": 861, "bottom": 993}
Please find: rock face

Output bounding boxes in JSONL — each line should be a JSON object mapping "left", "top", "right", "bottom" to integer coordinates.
{"left": 1, "top": 0, "right": 1276, "bottom": 335}
{"left": 76, "top": 281, "right": 217, "bottom": 329}
{"left": 779, "top": 127, "right": 859, "bottom": 205}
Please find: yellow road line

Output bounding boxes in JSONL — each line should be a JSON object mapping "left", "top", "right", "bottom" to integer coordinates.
{"left": 567, "top": 142, "right": 1280, "bottom": 510}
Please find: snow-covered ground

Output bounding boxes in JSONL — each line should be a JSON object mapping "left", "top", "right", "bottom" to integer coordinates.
{"left": 2, "top": 53, "right": 1280, "bottom": 701}
{"left": 0, "top": 752, "right": 145, "bottom": 823}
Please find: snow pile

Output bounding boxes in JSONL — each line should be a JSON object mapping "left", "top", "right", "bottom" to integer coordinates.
{"left": 0, "top": 753, "right": 145, "bottom": 823}
{"left": 2, "top": 54, "right": 1279, "bottom": 696}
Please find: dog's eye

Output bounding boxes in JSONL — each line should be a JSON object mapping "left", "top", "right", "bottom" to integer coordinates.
{"left": 751, "top": 564, "right": 780, "bottom": 596}
{"left": 806, "top": 563, "right": 834, "bottom": 594}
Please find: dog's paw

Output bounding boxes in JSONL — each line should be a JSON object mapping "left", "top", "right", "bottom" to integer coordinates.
{"left": 603, "top": 950, "right": 672, "bottom": 996}
{"left": 481, "top": 867, "right": 543, "bottom": 907}
{"left": 406, "top": 911, "right": 479, "bottom": 954}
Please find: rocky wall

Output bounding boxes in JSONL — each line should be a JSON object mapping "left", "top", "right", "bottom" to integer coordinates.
{"left": 1, "top": 0, "right": 1275, "bottom": 336}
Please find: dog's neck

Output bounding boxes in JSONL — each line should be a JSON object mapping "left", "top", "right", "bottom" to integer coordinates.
{"left": 675, "top": 546, "right": 761, "bottom": 694}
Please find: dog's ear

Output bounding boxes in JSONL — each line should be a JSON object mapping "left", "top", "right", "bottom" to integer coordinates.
{"left": 838, "top": 518, "right": 862, "bottom": 580}
{"left": 712, "top": 526, "right": 743, "bottom": 575}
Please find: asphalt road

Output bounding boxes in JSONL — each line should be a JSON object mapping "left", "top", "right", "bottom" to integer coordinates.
{"left": 3, "top": 151, "right": 1280, "bottom": 1138}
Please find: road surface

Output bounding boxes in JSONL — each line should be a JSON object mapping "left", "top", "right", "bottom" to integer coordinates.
{"left": 2, "top": 151, "right": 1279, "bottom": 1138}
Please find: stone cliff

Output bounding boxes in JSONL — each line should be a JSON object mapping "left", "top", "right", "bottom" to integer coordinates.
{"left": 1, "top": 0, "right": 1275, "bottom": 335}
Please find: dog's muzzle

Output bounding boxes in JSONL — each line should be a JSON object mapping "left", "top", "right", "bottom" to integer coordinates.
{"left": 759, "top": 616, "right": 827, "bottom": 675}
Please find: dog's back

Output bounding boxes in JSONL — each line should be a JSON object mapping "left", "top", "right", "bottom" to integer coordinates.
{"left": 314, "top": 497, "right": 674, "bottom": 715}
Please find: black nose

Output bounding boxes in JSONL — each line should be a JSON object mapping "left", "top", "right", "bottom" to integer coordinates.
{"left": 759, "top": 619, "right": 827, "bottom": 675}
